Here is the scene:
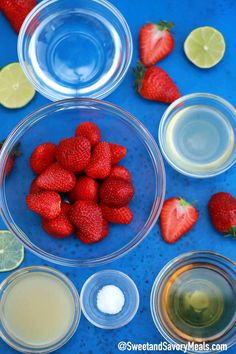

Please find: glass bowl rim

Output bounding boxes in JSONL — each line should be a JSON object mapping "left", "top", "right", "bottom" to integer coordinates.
{"left": 80, "top": 269, "right": 140, "bottom": 329}
{"left": 0, "top": 265, "right": 81, "bottom": 353}
{"left": 17, "top": 0, "right": 133, "bottom": 101}
{"left": 158, "top": 92, "right": 236, "bottom": 179}
{"left": 0, "top": 98, "right": 166, "bottom": 267}
{"left": 150, "top": 250, "right": 236, "bottom": 354}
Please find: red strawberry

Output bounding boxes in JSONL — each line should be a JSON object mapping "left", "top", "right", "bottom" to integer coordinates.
{"left": 101, "top": 219, "right": 109, "bottom": 237}
{"left": 109, "top": 165, "right": 131, "bottom": 182}
{"left": 139, "top": 20, "right": 174, "bottom": 66}
{"left": 160, "top": 197, "right": 198, "bottom": 244}
{"left": 29, "top": 178, "right": 43, "bottom": 194}
{"left": 134, "top": 62, "right": 180, "bottom": 104}
{"left": 100, "top": 177, "right": 134, "bottom": 208}
{"left": 56, "top": 137, "right": 91, "bottom": 173}
{"left": 36, "top": 162, "right": 76, "bottom": 192}
{"left": 75, "top": 122, "right": 101, "bottom": 147}
{"left": 69, "top": 200, "right": 103, "bottom": 240}
{"left": 30, "top": 142, "right": 57, "bottom": 174}
{"left": 100, "top": 203, "right": 133, "bottom": 224}
{"left": 85, "top": 142, "right": 111, "bottom": 179}
{"left": 0, "top": 140, "right": 21, "bottom": 176}
{"left": 69, "top": 176, "right": 98, "bottom": 203}
{"left": 26, "top": 191, "right": 61, "bottom": 219}
{"left": 76, "top": 218, "right": 109, "bottom": 244}
{"left": 208, "top": 192, "right": 236, "bottom": 236}
{"left": 0, "top": 0, "right": 36, "bottom": 33}
{"left": 109, "top": 143, "right": 127, "bottom": 165}
{"left": 42, "top": 202, "right": 74, "bottom": 238}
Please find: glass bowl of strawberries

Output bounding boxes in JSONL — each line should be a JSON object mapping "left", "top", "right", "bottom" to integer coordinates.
{"left": 0, "top": 99, "right": 165, "bottom": 267}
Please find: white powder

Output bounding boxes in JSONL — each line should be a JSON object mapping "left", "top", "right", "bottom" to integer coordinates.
{"left": 97, "top": 285, "right": 125, "bottom": 315}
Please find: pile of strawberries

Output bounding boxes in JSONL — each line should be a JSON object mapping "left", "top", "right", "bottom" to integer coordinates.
{"left": 26, "top": 122, "right": 135, "bottom": 244}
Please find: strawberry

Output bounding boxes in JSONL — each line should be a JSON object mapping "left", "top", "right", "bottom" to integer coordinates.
{"left": 139, "top": 20, "right": 174, "bottom": 66}
{"left": 134, "top": 62, "right": 180, "bottom": 104}
{"left": 0, "top": 140, "right": 21, "bottom": 176}
{"left": 69, "top": 200, "right": 103, "bottom": 240}
{"left": 76, "top": 218, "right": 109, "bottom": 244}
{"left": 109, "top": 143, "right": 127, "bottom": 165}
{"left": 56, "top": 137, "right": 91, "bottom": 173}
{"left": 160, "top": 197, "right": 198, "bottom": 244}
{"left": 100, "top": 177, "right": 134, "bottom": 208}
{"left": 85, "top": 142, "right": 111, "bottom": 179}
{"left": 29, "top": 178, "right": 43, "bottom": 194}
{"left": 36, "top": 162, "right": 76, "bottom": 192}
{"left": 208, "top": 192, "right": 236, "bottom": 236}
{"left": 26, "top": 191, "right": 61, "bottom": 219}
{"left": 41, "top": 202, "right": 74, "bottom": 238}
{"left": 0, "top": 0, "right": 36, "bottom": 33}
{"left": 30, "top": 142, "right": 57, "bottom": 174}
{"left": 109, "top": 165, "right": 131, "bottom": 182}
{"left": 101, "top": 219, "right": 109, "bottom": 237}
{"left": 69, "top": 176, "right": 98, "bottom": 203}
{"left": 100, "top": 203, "right": 133, "bottom": 224}
{"left": 75, "top": 122, "right": 101, "bottom": 146}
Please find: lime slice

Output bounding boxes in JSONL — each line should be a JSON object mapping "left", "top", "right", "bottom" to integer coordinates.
{"left": 184, "top": 26, "right": 226, "bottom": 68}
{"left": 0, "top": 230, "right": 24, "bottom": 272}
{"left": 0, "top": 62, "right": 35, "bottom": 109}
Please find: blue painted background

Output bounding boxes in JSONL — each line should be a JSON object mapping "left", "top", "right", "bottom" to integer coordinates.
{"left": 0, "top": 0, "right": 236, "bottom": 353}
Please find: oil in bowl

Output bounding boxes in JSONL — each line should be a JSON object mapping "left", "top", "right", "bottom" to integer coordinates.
{"left": 159, "top": 94, "right": 236, "bottom": 178}
{"left": 0, "top": 267, "right": 80, "bottom": 353}
{"left": 151, "top": 252, "right": 236, "bottom": 354}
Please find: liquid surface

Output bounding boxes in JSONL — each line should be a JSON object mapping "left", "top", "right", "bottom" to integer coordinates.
{"left": 165, "top": 105, "right": 234, "bottom": 174}
{"left": 1, "top": 272, "right": 75, "bottom": 346}
{"left": 28, "top": 9, "right": 122, "bottom": 99}
{"left": 160, "top": 263, "right": 236, "bottom": 342}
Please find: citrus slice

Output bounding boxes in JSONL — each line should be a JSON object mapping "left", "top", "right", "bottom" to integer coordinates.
{"left": 0, "top": 62, "right": 35, "bottom": 109}
{"left": 0, "top": 230, "right": 24, "bottom": 272}
{"left": 184, "top": 26, "right": 225, "bottom": 68}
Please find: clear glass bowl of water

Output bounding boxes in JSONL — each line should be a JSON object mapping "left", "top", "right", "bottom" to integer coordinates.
{"left": 159, "top": 93, "right": 236, "bottom": 178}
{"left": 18, "top": 0, "right": 133, "bottom": 101}
{"left": 80, "top": 270, "right": 139, "bottom": 329}
{"left": 0, "top": 98, "right": 165, "bottom": 267}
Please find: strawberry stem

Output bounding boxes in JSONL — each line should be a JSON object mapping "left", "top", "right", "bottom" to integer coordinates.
{"left": 0, "top": 139, "right": 21, "bottom": 159}
{"left": 179, "top": 198, "right": 191, "bottom": 207}
{"left": 156, "top": 20, "right": 174, "bottom": 31}
{"left": 133, "top": 61, "right": 146, "bottom": 92}
{"left": 229, "top": 226, "right": 236, "bottom": 238}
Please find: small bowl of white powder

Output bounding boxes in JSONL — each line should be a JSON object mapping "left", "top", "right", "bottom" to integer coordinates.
{"left": 80, "top": 270, "right": 139, "bottom": 329}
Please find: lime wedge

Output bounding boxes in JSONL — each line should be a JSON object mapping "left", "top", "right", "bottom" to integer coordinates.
{"left": 0, "top": 230, "right": 24, "bottom": 272}
{"left": 184, "top": 26, "right": 226, "bottom": 68}
{"left": 0, "top": 62, "right": 35, "bottom": 109}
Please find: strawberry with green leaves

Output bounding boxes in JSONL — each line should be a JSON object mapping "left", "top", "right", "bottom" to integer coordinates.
{"left": 139, "top": 20, "right": 174, "bottom": 66}
{"left": 0, "top": 140, "right": 21, "bottom": 176}
{"left": 134, "top": 62, "right": 180, "bottom": 104}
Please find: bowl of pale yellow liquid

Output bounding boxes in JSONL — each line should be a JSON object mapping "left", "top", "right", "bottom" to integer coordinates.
{"left": 0, "top": 266, "right": 80, "bottom": 353}
{"left": 159, "top": 93, "right": 236, "bottom": 178}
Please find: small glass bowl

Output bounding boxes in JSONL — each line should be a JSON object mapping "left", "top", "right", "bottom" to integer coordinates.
{"left": 150, "top": 251, "right": 236, "bottom": 354}
{"left": 18, "top": 0, "right": 133, "bottom": 101}
{"left": 0, "top": 98, "right": 165, "bottom": 267}
{"left": 158, "top": 93, "right": 236, "bottom": 178}
{"left": 80, "top": 270, "right": 139, "bottom": 329}
{"left": 0, "top": 266, "right": 81, "bottom": 354}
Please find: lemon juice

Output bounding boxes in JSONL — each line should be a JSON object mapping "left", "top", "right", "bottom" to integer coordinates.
{"left": 0, "top": 270, "right": 76, "bottom": 347}
{"left": 164, "top": 105, "right": 235, "bottom": 175}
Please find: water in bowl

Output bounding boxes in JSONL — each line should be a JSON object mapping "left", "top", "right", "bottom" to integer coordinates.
{"left": 28, "top": 9, "right": 122, "bottom": 99}
{"left": 164, "top": 105, "right": 235, "bottom": 174}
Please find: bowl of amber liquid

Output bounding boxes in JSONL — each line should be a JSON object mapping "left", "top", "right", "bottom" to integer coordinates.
{"left": 150, "top": 252, "right": 236, "bottom": 353}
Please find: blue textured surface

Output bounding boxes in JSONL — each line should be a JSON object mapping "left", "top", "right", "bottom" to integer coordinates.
{"left": 0, "top": 0, "right": 236, "bottom": 353}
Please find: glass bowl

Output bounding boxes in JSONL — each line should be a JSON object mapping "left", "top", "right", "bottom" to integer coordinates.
{"left": 18, "top": 0, "right": 133, "bottom": 101}
{"left": 150, "top": 251, "right": 236, "bottom": 354}
{"left": 0, "top": 98, "right": 165, "bottom": 267}
{"left": 0, "top": 266, "right": 81, "bottom": 353}
{"left": 80, "top": 270, "right": 139, "bottom": 329}
{"left": 158, "top": 93, "right": 236, "bottom": 178}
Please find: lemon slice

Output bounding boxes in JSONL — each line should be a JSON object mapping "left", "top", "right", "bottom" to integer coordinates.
{"left": 0, "top": 62, "right": 35, "bottom": 109}
{"left": 0, "top": 230, "right": 24, "bottom": 272}
{"left": 184, "top": 26, "right": 226, "bottom": 68}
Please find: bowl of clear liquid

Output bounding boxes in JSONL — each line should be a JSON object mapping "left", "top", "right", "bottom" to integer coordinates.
{"left": 18, "top": 0, "right": 133, "bottom": 101}
{"left": 159, "top": 93, "right": 236, "bottom": 178}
